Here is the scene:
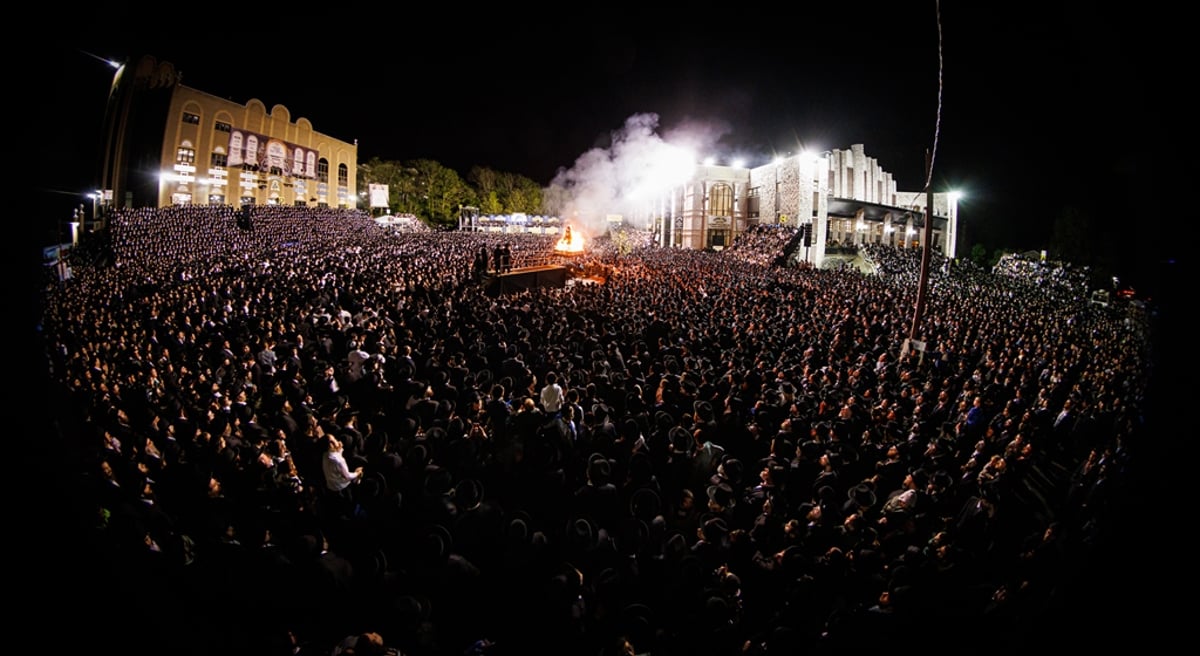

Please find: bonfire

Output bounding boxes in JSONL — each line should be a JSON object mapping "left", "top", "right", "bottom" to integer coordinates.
{"left": 555, "top": 225, "right": 585, "bottom": 255}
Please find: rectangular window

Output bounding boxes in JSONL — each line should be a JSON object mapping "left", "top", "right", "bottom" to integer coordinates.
{"left": 214, "top": 121, "right": 232, "bottom": 133}
{"left": 209, "top": 194, "right": 225, "bottom": 205}
{"left": 240, "top": 196, "right": 256, "bottom": 206}
{"left": 317, "top": 160, "right": 329, "bottom": 184}
{"left": 182, "top": 112, "right": 200, "bottom": 125}
{"left": 176, "top": 148, "right": 196, "bottom": 165}
{"left": 211, "top": 152, "right": 227, "bottom": 168}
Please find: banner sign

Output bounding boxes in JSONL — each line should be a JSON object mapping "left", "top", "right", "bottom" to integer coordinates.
{"left": 227, "top": 129, "right": 317, "bottom": 179}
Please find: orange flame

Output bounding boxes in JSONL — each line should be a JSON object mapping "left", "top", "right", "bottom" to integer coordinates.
{"left": 555, "top": 225, "right": 585, "bottom": 254}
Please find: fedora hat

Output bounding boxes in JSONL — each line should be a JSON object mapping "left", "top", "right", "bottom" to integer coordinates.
{"left": 846, "top": 481, "right": 877, "bottom": 509}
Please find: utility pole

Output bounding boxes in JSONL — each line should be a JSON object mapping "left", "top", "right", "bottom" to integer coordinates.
{"left": 907, "top": 149, "right": 935, "bottom": 357}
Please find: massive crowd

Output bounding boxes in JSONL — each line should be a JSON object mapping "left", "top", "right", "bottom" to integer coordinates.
{"left": 33, "top": 207, "right": 1162, "bottom": 655}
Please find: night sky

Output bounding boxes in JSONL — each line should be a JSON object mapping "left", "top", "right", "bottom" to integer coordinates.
{"left": 33, "top": 3, "right": 1177, "bottom": 290}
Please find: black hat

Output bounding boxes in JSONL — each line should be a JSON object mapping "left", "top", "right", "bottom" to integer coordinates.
{"left": 701, "top": 516, "right": 729, "bottom": 542}
{"left": 621, "top": 418, "right": 641, "bottom": 439}
{"left": 707, "top": 483, "right": 736, "bottom": 508}
{"left": 423, "top": 523, "right": 453, "bottom": 561}
{"left": 817, "top": 485, "right": 838, "bottom": 507}
{"left": 358, "top": 471, "right": 388, "bottom": 503}
{"left": 423, "top": 464, "right": 453, "bottom": 494}
{"left": 570, "top": 517, "right": 597, "bottom": 548}
{"left": 507, "top": 516, "right": 530, "bottom": 543}
{"left": 693, "top": 400, "right": 714, "bottom": 421}
{"left": 406, "top": 443, "right": 429, "bottom": 469}
{"left": 711, "top": 457, "right": 745, "bottom": 487}
{"left": 619, "top": 517, "right": 650, "bottom": 555}
{"left": 654, "top": 410, "right": 675, "bottom": 430}
{"left": 476, "top": 369, "right": 493, "bottom": 386}
{"left": 846, "top": 482, "right": 877, "bottom": 510}
{"left": 669, "top": 426, "right": 693, "bottom": 455}
{"left": 630, "top": 487, "right": 662, "bottom": 521}
{"left": 587, "top": 453, "right": 612, "bottom": 483}
{"left": 665, "top": 532, "right": 688, "bottom": 559}
{"left": 454, "top": 478, "right": 484, "bottom": 511}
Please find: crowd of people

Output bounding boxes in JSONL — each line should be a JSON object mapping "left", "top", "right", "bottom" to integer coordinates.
{"left": 722, "top": 225, "right": 804, "bottom": 267}
{"left": 990, "top": 252, "right": 1095, "bottom": 304}
{"left": 31, "top": 204, "right": 1166, "bottom": 655}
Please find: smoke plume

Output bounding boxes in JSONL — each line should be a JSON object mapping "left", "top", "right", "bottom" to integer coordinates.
{"left": 545, "top": 113, "right": 730, "bottom": 236}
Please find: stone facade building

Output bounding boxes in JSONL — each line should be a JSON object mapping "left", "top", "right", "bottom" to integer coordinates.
{"left": 97, "top": 55, "right": 358, "bottom": 223}
{"left": 638, "top": 145, "right": 959, "bottom": 267}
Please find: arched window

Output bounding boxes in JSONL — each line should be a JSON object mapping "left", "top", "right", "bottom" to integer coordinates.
{"left": 709, "top": 183, "right": 733, "bottom": 216}
{"left": 176, "top": 145, "right": 196, "bottom": 166}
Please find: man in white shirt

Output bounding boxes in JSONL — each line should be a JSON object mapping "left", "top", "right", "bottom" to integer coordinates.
{"left": 322, "top": 434, "right": 363, "bottom": 494}
{"left": 345, "top": 343, "right": 371, "bottom": 383}
{"left": 540, "top": 371, "right": 565, "bottom": 417}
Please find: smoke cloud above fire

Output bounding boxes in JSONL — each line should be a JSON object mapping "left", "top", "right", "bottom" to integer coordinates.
{"left": 544, "top": 112, "right": 731, "bottom": 237}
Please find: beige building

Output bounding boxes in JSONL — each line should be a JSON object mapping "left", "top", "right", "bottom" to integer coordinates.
{"left": 98, "top": 55, "right": 358, "bottom": 221}
{"left": 637, "top": 145, "right": 959, "bottom": 266}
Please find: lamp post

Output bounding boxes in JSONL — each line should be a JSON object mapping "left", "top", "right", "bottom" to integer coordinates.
{"left": 87, "top": 191, "right": 101, "bottom": 228}
{"left": 89, "top": 52, "right": 123, "bottom": 222}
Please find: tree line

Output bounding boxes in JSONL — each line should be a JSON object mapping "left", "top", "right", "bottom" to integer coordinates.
{"left": 357, "top": 158, "right": 550, "bottom": 228}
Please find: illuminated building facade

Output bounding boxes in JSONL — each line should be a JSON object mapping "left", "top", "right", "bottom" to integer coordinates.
{"left": 638, "top": 145, "right": 959, "bottom": 267}
{"left": 97, "top": 55, "right": 358, "bottom": 223}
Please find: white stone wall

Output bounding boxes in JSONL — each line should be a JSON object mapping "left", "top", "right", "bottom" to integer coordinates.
{"left": 639, "top": 145, "right": 957, "bottom": 259}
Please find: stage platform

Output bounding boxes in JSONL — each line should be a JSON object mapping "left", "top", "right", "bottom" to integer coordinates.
{"left": 484, "top": 265, "right": 569, "bottom": 296}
